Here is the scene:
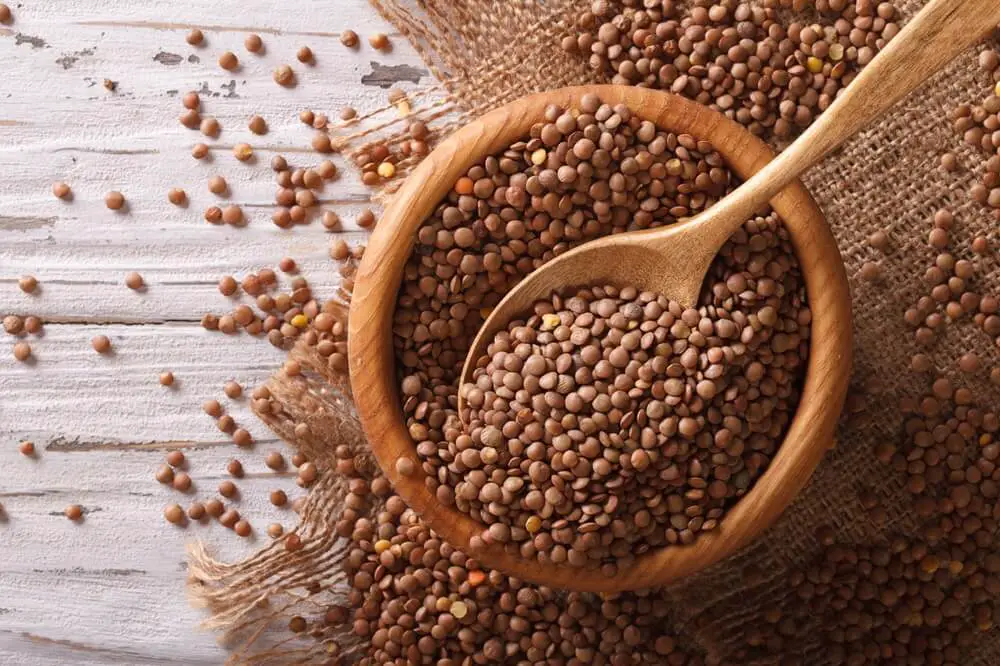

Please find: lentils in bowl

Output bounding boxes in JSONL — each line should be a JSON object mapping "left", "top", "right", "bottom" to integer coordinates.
{"left": 393, "top": 92, "right": 810, "bottom": 574}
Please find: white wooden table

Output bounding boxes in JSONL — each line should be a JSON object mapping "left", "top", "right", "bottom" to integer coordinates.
{"left": 0, "top": 2, "right": 426, "bottom": 663}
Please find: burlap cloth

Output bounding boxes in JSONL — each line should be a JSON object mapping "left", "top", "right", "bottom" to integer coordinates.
{"left": 187, "top": 1, "right": 1000, "bottom": 663}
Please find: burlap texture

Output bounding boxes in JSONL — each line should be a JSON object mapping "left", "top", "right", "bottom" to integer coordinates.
{"left": 187, "top": 1, "right": 1000, "bottom": 663}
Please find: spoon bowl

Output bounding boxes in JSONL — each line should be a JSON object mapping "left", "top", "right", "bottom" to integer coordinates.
{"left": 349, "top": 85, "right": 851, "bottom": 592}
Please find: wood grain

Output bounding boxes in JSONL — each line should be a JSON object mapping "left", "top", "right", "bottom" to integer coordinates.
{"left": 0, "top": 1, "right": 423, "bottom": 663}
{"left": 349, "top": 85, "right": 853, "bottom": 593}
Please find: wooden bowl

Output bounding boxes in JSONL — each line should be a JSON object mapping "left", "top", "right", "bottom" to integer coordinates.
{"left": 349, "top": 85, "right": 852, "bottom": 593}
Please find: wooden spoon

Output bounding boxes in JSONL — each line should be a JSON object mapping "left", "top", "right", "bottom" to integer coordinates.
{"left": 460, "top": 0, "right": 1000, "bottom": 412}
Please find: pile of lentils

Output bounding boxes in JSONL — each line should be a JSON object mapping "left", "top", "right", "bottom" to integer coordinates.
{"left": 458, "top": 231, "right": 808, "bottom": 567}
{"left": 393, "top": 92, "right": 810, "bottom": 571}
{"left": 950, "top": 43, "right": 1000, "bottom": 216}
{"left": 565, "top": 0, "right": 900, "bottom": 141}
{"left": 342, "top": 493, "right": 710, "bottom": 665}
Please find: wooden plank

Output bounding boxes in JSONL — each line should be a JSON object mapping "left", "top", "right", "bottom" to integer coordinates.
{"left": 0, "top": 0, "right": 427, "bottom": 661}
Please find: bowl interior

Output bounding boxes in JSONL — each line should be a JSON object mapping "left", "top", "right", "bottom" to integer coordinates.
{"left": 348, "top": 85, "right": 852, "bottom": 593}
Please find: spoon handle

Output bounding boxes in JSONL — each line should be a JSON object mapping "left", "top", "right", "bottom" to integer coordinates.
{"left": 700, "top": 0, "right": 1000, "bottom": 245}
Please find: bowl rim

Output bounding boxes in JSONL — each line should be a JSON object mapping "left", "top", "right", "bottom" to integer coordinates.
{"left": 348, "top": 84, "right": 852, "bottom": 593}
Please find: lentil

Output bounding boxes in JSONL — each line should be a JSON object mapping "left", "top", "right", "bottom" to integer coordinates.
{"left": 13, "top": 342, "right": 31, "bottom": 361}
{"left": 233, "top": 143, "right": 253, "bottom": 161}
{"left": 167, "top": 188, "right": 186, "bottom": 205}
{"left": 186, "top": 29, "right": 204, "bottom": 46}
{"left": 172, "top": 472, "right": 192, "bottom": 492}
{"left": 18, "top": 276, "right": 37, "bottom": 293}
{"left": 273, "top": 65, "right": 295, "bottom": 86}
{"left": 248, "top": 115, "right": 267, "bottom": 134}
{"left": 200, "top": 117, "right": 221, "bottom": 138}
{"left": 180, "top": 109, "right": 201, "bottom": 128}
{"left": 205, "top": 499, "right": 224, "bottom": 518}
{"left": 369, "top": 33, "right": 390, "bottom": 50}
{"left": 270, "top": 489, "right": 288, "bottom": 506}
{"left": 104, "top": 191, "right": 125, "bottom": 210}
{"left": 265, "top": 451, "right": 285, "bottom": 470}
{"left": 222, "top": 205, "right": 243, "bottom": 225}
{"left": 52, "top": 181, "right": 71, "bottom": 199}
{"left": 218, "top": 51, "right": 239, "bottom": 71}
{"left": 340, "top": 30, "right": 359, "bottom": 48}
{"left": 244, "top": 33, "right": 262, "bottom": 53}
{"left": 125, "top": 272, "right": 144, "bottom": 290}
{"left": 91, "top": 335, "right": 111, "bottom": 354}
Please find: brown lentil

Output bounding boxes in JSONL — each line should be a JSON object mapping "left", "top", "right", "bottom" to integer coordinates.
{"left": 52, "top": 181, "right": 71, "bottom": 199}
{"left": 192, "top": 143, "right": 209, "bottom": 159}
{"left": 233, "top": 428, "right": 253, "bottom": 446}
{"left": 4, "top": 315, "right": 23, "bottom": 334}
{"left": 219, "top": 508, "right": 240, "bottom": 528}
{"left": 187, "top": 502, "right": 206, "bottom": 520}
{"left": 13, "top": 342, "right": 31, "bottom": 361}
{"left": 296, "top": 45, "right": 313, "bottom": 63}
{"left": 248, "top": 115, "right": 267, "bottom": 134}
{"left": 273, "top": 65, "right": 295, "bottom": 86}
{"left": 172, "top": 472, "right": 192, "bottom": 492}
{"left": 125, "top": 272, "right": 144, "bottom": 290}
{"left": 265, "top": 451, "right": 285, "bottom": 470}
{"left": 369, "top": 33, "right": 390, "bottom": 50}
{"left": 340, "top": 30, "right": 359, "bottom": 48}
{"left": 159, "top": 371, "right": 175, "bottom": 386}
{"left": 233, "top": 143, "right": 253, "bottom": 161}
{"left": 64, "top": 504, "right": 83, "bottom": 521}
{"left": 18, "top": 275, "right": 37, "bottom": 293}
{"left": 218, "top": 51, "right": 239, "bottom": 71}
{"left": 270, "top": 489, "right": 288, "bottom": 506}
{"left": 224, "top": 380, "right": 242, "bottom": 398}
{"left": 180, "top": 109, "right": 201, "bottom": 129}
{"left": 19, "top": 441, "right": 35, "bottom": 456}
{"left": 200, "top": 117, "right": 220, "bottom": 137}
{"left": 244, "top": 33, "right": 263, "bottom": 53}
{"left": 167, "top": 188, "right": 186, "bottom": 205}
{"left": 222, "top": 205, "right": 243, "bottom": 225}
{"left": 186, "top": 29, "right": 204, "bottom": 46}
{"left": 226, "top": 459, "right": 244, "bottom": 478}
{"left": 91, "top": 335, "right": 111, "bottom": 354}
{"left": 104, "top": 191, "right": 125, "bottom": 210}
{"left": 204, "top": 499, "right": 224, "bottom": 518}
